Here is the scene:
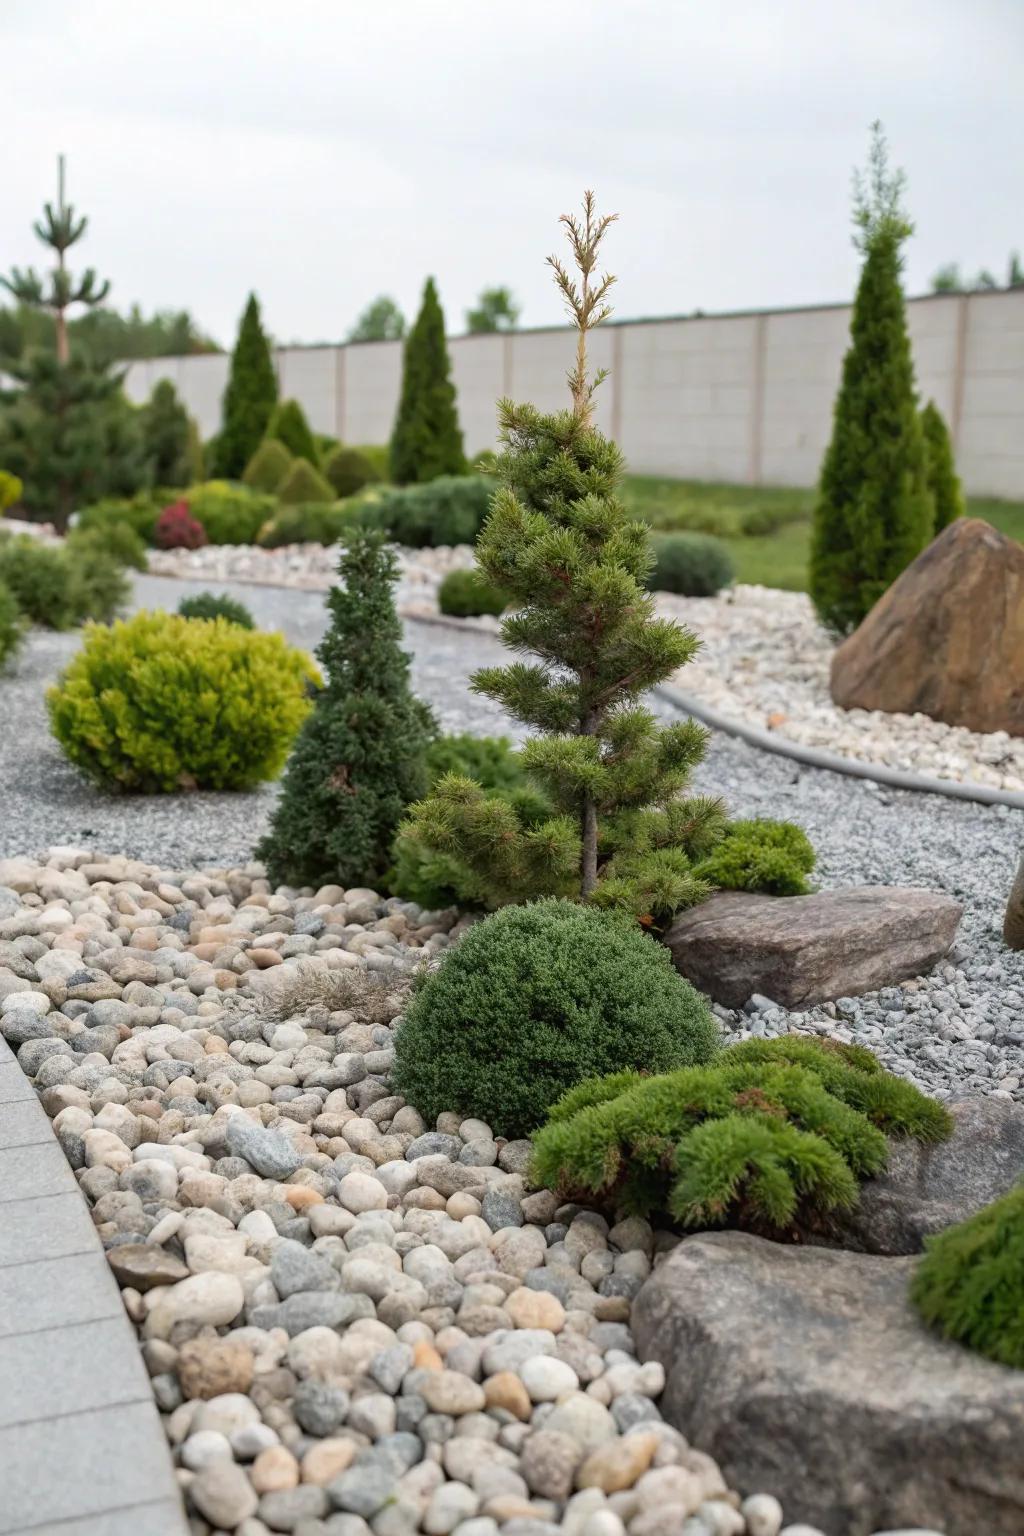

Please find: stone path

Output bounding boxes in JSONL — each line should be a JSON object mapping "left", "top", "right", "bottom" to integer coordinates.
{"left": 0, "top": 1031, "right": 186, "bottom": 1535}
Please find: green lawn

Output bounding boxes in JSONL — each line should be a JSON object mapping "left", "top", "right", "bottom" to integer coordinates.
{"left": 622, "top": 475, "right": 1024, "bottom": 592}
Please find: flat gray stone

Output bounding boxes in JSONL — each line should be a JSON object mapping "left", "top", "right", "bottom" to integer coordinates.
{"left": 0, "top": 1192, "right": 97, "bottom": 1268}
{"left": 0, "top": 1140, "right": 77, "bottom": 1204}
{"left": 634, "top": 1230, "right": 1024, "bottom": 1536}
{"left": 0, "top": 1096, "right": 53, "bottom": 1150}
{"left": 663, "top": 886, "right": 963, "bottom": 1007}
{"left": 225, "top": 1115, "right": 303, "bottom": 1179}
{"left": 0, "top": 1317, "right": 151, "bottom": 1429}
{"left": 0, "top": 1062, "right": 35, "bottom": 1103}
{"left": 0, "top": 1251, "right": 122, "bottom": 1339}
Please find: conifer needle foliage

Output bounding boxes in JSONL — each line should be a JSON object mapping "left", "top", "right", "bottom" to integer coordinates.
{"left": 389, "top": 277, "right": 465, "bottom": 485}
{"left": 401, "top": 193, "right": 726, "bottom": 919}
{"left": 911, "top": 1181, "right": 1024, "bottom": 1369}
{"left": 257, "top": 529, "right": 436, "bottom": 889}
{"left": 920, "top": 400, "right": 964, "bottom": 534}
{"left": 810, "top": 124, "right": 935, "bottom": 636}
{"left": 532, "top": 1035, "right": 953, "bottom": 1235}
{"left": 214, "top": 294, "right": 278, "bottom": 480}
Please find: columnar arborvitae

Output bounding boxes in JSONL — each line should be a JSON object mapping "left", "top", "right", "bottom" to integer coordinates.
{"left": 401, "top": 194, "right": 725, "bottom": 920}
{"left": 920, "top": 400, "right": 964, "bottom": 533}
{"left": 256, "top": 529, "right": 436, "bottom": 889}
{"left": 214, "top": 294, "right": 278, "bottom": 479}
{"left": 141, "top": 379, "right": 192, "bottom": 487}
{"left": 389, "top": 277, "right": 464, "bottom": 485}
{"left": 809, "top": 124, "right": 934, "bottom": 635}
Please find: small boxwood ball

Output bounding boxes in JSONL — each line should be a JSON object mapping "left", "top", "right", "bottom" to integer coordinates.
{"left": 391, "top": 898, "right": 720, "bottom": 1138}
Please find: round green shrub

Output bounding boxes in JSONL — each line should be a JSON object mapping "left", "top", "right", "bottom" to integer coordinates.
{"left": 242, "top": 438, "right": 293, "bottom": 495}
{"left": 0, "top": 470, "right": 24, "bottom": 512}
{"left": 391, "top": 899, "right": 720, "bottom": 1138}
{"left": 438, "top": 568, "right": 510, "bottom": 617}
{"left": 47, "top": 610, "right": 317, "bottom": 792}
{"left": 323, "top": 446, "right": 380, "bottom": 499}
{"left": 645, "top": 532, "right": 735, "bottom": 597}
{"left": 67, "top": 522, "right": 148, "bottom": 572}
{"left": 0, "top": 580, "right": 23, "bottom": 669}
{"left": 351, "top": 444, "right": 391, "bottom": 482}
{"left": 184, "top": 482, "right": 274, "bottom": 544}
{"left": 277, "top": 459, "right": 336, "bottom": 507}
{"left": 0, "top": 537, "right": 80, "bottom": 629}
{"left": 77, "top": 494, "right": 162, "bottom": 545}
{"left": 178, "top": 591, "right": 255, "bottom": 628}
{"left": 695, "top": 819, "right": 815, "bottom": 897}
{"left": 911, "top": 1182, "right": 1024, "bottom": 1369}
{"left": 257, "top": 502, "right": 365, "bottom": 549}
{"left": 67, "top": 547, "right": 131, "bottom": 625}
{"left": 267, "top": 399, "right": 317, "bottom": 464}
{"left": 367, "top": 476, "right": 492, "bottom": 548}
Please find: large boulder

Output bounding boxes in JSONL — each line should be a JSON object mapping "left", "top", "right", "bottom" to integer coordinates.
{"left": 830, "top": 517, "right": 1024, "bottom": 735}
{"left": 662, "top": 886, "right": 962, "bottom": 1008}
{"left": 633, "top": 1231, "right": 1024, "bottom": 1535}
{"left": 833, "top": 1095, "right": 1024, "bottom": 1254}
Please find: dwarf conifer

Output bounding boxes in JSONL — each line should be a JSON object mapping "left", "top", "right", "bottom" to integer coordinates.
{"left": 214, "top": 294, "right": 278, "bottom": 479}
{"left": 257, "top": 529, "right": 436, "bottom": 889}
{"left": 389, "top": 278, "right": 464, "bottom": 484}
{"left": 920, "top": 400, "right": 964, "bottom": 533}
{"left": 401, "top": 194, "right": 724, "bottom": 919}
{"left": 141, "top": 379, "right": 192, "bottom": 487}
{"left": 268, "top": 398, "right": 317, "bottom": 464}
{"left": 810, "top": 124, "right": 934, "bottom": 635}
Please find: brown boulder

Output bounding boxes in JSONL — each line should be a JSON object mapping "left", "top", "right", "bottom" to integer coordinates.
{"left": 830, "top": 517, "right": 1024, "bottom": 735}
{"left": 662, "top": 886, "right": 962, "bottom": 1008}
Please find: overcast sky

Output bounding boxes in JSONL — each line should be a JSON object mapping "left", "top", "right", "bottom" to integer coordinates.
{"left": 5, "top": 0, "right": 1023, "bottom": 348}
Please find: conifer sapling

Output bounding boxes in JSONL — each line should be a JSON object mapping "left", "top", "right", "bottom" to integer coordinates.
{"left": 920, "top": 399, "right": 964, "bottom": 534}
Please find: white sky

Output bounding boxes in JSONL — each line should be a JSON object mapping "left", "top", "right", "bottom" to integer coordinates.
{"left": 5, "top": 0, "right": 1023, "bottom": 347}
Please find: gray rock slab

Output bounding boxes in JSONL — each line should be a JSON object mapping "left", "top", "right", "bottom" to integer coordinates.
{"left": 18, "top": 1500, "right": 188, "bottom": 1536}
{"left": 0, "top": 1192, "right": 97, "bottom": 1268}
{"left": 0, "top": 1317, "right": 152, "bottom": 1428}
{"left": 0, "top": 1061, "right": 35, "bottom": 1103}
{"left": 662, "top": 886, "right": 963, "bottom": 1007}
{"left": 0, "top": 1140, "right": 78, "bottom": 1204}
{"left": 0, "top": 1250, "right": 124, "bottom": 1340}
{"left": 633, "top": 1230, "right": 1024, "bottom": 1536}
{"left": 0, "top": 1096, "right": 54, "bottom": 1150}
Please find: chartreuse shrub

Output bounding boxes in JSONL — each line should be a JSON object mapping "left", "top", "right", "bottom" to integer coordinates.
{"left": 695, "top": 819, "right": 815, "bottom": 897}
{"left": 47, "top": 611, "right": 317, "bottom": 792}
{"left": 392, "top": 899, "right": 719, "bottom": 1138}
{"left": 0, "top": 580, "right": 23, "bottom": 669}
{"left": 438, "top": 568, "right": 510, "bottom": 617}
{"left": 184, "top": 482, "right": 274, "bottom": 544}
{"left": 178, "top": 591, "right": 254, "bottom": 628}
{"left": 0, "top": 471, "right": 23, "bottom": 512}
{"left": 256, "top": 530, "right": 436, "bottom": 888}
{"left": 911, "top": 1182, "right": 1024, "bottom": 1368}
{"left": 645, "top": 533, "right": 734, "bottom": 597}
{"left": 810, "top": 125, "right": 934, "bottom": 636}
{"left": 323, "top": 445, "right": 380, "bottom": 499}
{"left": 367, "top": 476, "right": 492, "bottom": 548}
{"left": 243, "top": 438, "right": 292, "bottom": 494}
{"left": 277, "top": 459, "right": 335, "bottom": 507}
{"left": 532, "top": 1035, "right": 953, "bottom": 1233}
{"left": 920, "top": 400, "right": 964, "bottom": 534}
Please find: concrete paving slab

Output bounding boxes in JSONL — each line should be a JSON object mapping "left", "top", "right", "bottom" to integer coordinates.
{"left": 0, "top": 1192, "right": 96, "bottom": 1269}
{"left": 0, "top": 1251, "right": 122, "bottom": 1340}
{"left": 0, "top": 1317, "right": 151, "bottom": 1429}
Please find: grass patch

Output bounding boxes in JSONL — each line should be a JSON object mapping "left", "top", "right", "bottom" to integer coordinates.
{"left": 622, "top": 475, "right": 1024, "bottom": 593}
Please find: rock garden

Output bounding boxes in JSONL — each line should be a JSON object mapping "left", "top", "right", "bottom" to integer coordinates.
{"left": 1, "top": 161, "right": 1023, "bottom": 1536}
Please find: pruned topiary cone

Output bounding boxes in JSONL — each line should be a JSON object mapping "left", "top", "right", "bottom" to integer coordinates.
{"left": 1004, "top": 852, "right": 1024, "bottom": 950}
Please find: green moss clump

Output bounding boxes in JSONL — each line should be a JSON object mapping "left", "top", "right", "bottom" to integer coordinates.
{"left": 695, "top": 818, "right": 815, "bottom": 896}
{"left": 911, "top": 1182, "right": 1024, "bottom": 1368}
{"left": 532, "top": 1035, "right": 953, "bottom": 1233}
{"left": 438, "top": 568, "right": 510, "bottom": 617}
{"left": 178, "top": 591, "right": 254, "bottom": 628}
{"left": 391, "top": 899, "right": 720, "bottom": 1138}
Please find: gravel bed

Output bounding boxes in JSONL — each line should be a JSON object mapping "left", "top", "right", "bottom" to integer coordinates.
{"left": 1, "top": 574, "right": 1021, "bottom": 1102}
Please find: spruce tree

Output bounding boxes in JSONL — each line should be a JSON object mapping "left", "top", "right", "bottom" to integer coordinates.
{"left": 141, "top": 379, "right": 192, "bottom": 487}
{"left": 256, "top": 529, "right": 436, "bottom": 889}
{"left": 920, "top": 400, "right": 964, "bottom": 533}
{"left": 809, "top": 124, "right": 934, "bottom": 635}
{"left": 402, "top": 194, "right": 724, "bottom": 920}
{"left": 389, "top": 278, "right": 464, "bottom": 485}
{"left": 268, "top": 398, "right": 317, "bottom": 464}
{"left": 213, "top": 294, "right": 277, "bottom": 479}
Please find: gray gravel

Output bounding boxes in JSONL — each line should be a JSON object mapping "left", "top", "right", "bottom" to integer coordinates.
{"left": 1, "top": 572, "right": 1021, "bottom": 1102}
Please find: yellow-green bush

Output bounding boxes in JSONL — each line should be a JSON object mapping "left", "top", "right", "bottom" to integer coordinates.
{"left": 47, "top": 611, "right": 318, "bottom": 792}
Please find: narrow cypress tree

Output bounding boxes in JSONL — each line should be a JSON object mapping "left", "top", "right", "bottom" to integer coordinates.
{"left": 389, "top": 277, "right": 464, "bottom": 485}
{"left": 920, "top": 400, "right": 964, "bottom": 533}
{"left": 809, "top": 124, "right": 934, "bottom": 635}
{"left": 402, "top": 194, "right": 725, "bottom": 920}
{"left": 256, "top": 529, "right": 436, "bottom": 889}
{"left": 267, "top": 398, "right": 317, "bottom": 464}
{"left": 214, "top": 294, "right": 277, "bottom": 479}
{"left": 141, "top": 379, "right": 192, "bottom": 487}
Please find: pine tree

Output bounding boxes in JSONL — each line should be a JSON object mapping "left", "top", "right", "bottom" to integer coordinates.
{"left": 810, "top": 124, "right": 934, "bottom": 636}
{"left": 213, "top": 294, "right": 277, "bottom": 479}
{"left": 401, "top": 194, "right": 725, "bottom": 920}
{"left": 920, "top": 400, "right": 964, "bottom": 533}
{"left": 256, "top": 529, "right": 436, "bottom": 889}
{"left": 389, "top": 278, "right": 464, "bottom": 485}
{"left": 267, "top": 398, "right": 317, "bottom": 464}
{"left": 141, "top": 379, "right": 192, "bottom": 487}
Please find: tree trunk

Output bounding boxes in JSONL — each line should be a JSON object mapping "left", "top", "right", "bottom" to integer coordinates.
{"left": 581, "top": 794, "right": 598, "bottom": 898}
{"left": 1005, "top": 852, "right": 1024, "bottom": 950}
{"left": 55, "top": 306, "right": 69, "bottom": 366}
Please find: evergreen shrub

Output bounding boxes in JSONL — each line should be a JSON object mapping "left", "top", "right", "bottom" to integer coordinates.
{"left": 78, "top": 493, "right": 162, "bottom": 545}
{"left": 532, "top": 1035, "right": 953, "bottom": 1232}
{"left": 67, "top": 521, "right": 147, "bottom": 572}
{"left": 0, "top": 580, "right": 23, "bottom": 669}
{"left": 0, "top": 471, "right": 23, "bottom": 512}
{"left": 353, "top": 445, "right": 391, "bottom": 482}
{"left": 178, "top": 591, "right": 254, "bottom": 628}
{"left": 141, "top": 380, "right": 192, "bottom": 487}
{"left": 256, "top": 502, "right": 363, "bottom": 549}
{"left": 645, "top": 533, "right": 734, "bottom": 597}
{"left": 911, "top": 1182, "right": 1024, "bottom": 1369}
{"left": 67, "top": 544, "right": 131, "bottom": 625}
{"left": 920, "top": 400, "right": 965, "bottom": 534}
{"left": 0, "top": 537, "right": 81, "bottom": 629}
{"left": 243, "top": 438, "right": 293, "bottom": 495}
{"left": 438, "top": 568, "right": 510, "bottom": 617}
{"left": 184, "top": 482, "right": 274, "bottom": 544}
{"left": 277, "top": 459, "right": 335, "bottom": 507}
{"left": 48, "top": 611, "right": 316, "bottom": 791}
{"left": 323, "top": 445, "right": 380, "bottom": 499}
{"left": 268, "top": 399, "right": 317, "bottom": 464}
{"left": 154, "top": 501, "right": 206, "bottom": 550}
{"left": 213, "top": 294, "right": 277, "bottom": 479}
{"left": 695, "top": 819, "right": 815, "bottom": 897}
{"left": 392, "top": 899, "right": 720, "bottom": 1138}
{"left": 390, "top": 277, "right": 465, "bottom": 484}
{"left": 256, "top": 530, "right": 436, "bottom": 888}
{"left": 367, "top": 476, "right": 491, "bottom": 548}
